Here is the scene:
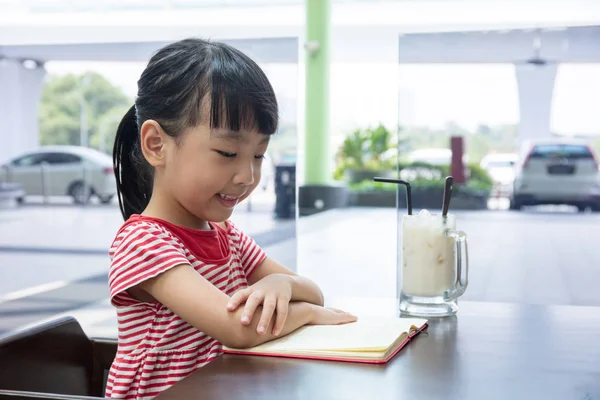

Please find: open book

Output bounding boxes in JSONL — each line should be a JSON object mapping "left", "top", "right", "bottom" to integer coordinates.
{"left": 222, "top": 316, "right": 428, "bottom": 364}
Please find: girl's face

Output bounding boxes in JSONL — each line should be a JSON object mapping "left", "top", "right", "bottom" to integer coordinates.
{"left": 163, "top": 123, "right": 270, "bottom": 224}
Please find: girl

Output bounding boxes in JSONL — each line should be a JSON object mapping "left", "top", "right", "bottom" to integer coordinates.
{"left": 106, "top": 38, "right": 357, "bottom": 399}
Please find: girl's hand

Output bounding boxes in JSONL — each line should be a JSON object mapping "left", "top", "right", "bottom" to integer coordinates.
{"left": 309, "top": 306, "right": 358, "bottom": 326}
{"left": 227, "top": 274, "right": 293, "bottom": 336}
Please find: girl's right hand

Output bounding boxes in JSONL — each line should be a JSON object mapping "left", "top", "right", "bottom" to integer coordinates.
{"left": 308, "top": 305, "right": 358, "bottom": 326}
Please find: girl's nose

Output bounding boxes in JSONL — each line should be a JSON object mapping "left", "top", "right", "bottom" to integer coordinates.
{"left": 233, "top": 162, "right": 255, "bottom": 187}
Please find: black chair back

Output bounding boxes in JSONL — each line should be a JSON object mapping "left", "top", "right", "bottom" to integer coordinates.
{"left": 0, "top": 317, "right": 116, "bottom": 399}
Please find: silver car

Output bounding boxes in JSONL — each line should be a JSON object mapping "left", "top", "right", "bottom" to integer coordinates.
{"left": 1, "top": 145, "right": 117, "bottom": 204}
{"left": 511, "top": 139, "right": 600, "bottom": 211}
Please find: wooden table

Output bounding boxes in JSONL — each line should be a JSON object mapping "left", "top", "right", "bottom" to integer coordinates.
{"left": 156, "top": 300, "right": 600, "bottom": 400}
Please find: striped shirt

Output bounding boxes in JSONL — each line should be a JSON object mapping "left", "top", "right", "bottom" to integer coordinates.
{"left": 105, "top": 214, "right": 266, "bottom": 399}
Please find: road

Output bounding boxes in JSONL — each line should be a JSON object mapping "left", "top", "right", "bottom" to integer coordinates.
{"left": 1, "top": 202, "right": 599, "bottom": 336}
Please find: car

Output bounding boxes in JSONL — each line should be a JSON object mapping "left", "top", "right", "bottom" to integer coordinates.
{"left": 408, "top": 148, "right": 469, "bottom": 166}
{"left": 510, "top": 139, "right": 600, "bottom": 211}
{"left": 0, "top": 145, "right": 117, "bottom": 204}
{"left": 0, "top": 182, "right": 26, "bottom": 208}
{"left": 480, "top": 153, "right": 519, "bottom": 197}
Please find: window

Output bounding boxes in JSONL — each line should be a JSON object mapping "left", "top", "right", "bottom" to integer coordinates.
{"left": 529, "top": 144, "right": 594, "bottom": 160}
{"left": 11, "top": 153, "right": 46, "bottom": 167}
{"left": 42, "top": 152, "right": 82, "bottom": 165}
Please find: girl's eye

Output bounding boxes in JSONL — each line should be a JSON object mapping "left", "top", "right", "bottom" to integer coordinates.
{"left": 217, "top": 150, "right": 237, "bottom": 158}
{"left": 255, "top": 155, "right": 265, "bottom": 160}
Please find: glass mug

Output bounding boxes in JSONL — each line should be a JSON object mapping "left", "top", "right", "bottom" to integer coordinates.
{"left": 398, "top": 212, "right": 469, "bottom": 318}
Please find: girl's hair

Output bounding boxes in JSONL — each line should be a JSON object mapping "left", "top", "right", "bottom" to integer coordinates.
{"left": 113, "top": 38, "right": 279, "bottom": 221}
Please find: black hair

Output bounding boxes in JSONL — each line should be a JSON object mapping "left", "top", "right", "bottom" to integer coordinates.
{"left": 113, "top": 38, "right": 279, "bottom": 221}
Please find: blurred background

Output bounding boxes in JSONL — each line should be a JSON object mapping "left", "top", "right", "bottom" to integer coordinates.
{"left": 1, "top": 0, "right": 600, "bottom": 337}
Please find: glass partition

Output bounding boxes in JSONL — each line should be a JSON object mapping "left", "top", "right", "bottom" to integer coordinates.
{"left": 395, "top": 38, "right": 600, "bottom": 315}
{"left": 2, "top": 1, "right": 600, "bottom": 346}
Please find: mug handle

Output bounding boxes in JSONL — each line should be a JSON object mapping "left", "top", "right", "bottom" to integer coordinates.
{"left": 443, "top": 229, "right": 469, "bottom": 301}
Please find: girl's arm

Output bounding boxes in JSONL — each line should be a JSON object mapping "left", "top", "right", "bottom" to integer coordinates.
{"left": 248, "top": 257, "right": 325, "bottom": 306}
{"left": 223, "top": 221, "right": 323, "bottom": 307}
{"left": 139, "top": 263, "right": 316, "bottom": 349}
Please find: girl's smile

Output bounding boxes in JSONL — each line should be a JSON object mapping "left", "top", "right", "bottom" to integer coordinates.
{"left": 216, "top": 193, "right": 243, "bottom": 208}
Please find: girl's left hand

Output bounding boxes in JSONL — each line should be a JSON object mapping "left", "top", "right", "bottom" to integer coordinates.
{"left": 226, "top": 274, "right": 293, "bottom": 336}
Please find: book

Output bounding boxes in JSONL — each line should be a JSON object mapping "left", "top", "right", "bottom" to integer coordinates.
{"left": 222, "top": 316, "right": 428, "bottom": 364}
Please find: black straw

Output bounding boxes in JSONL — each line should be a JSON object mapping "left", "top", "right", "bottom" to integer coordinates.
{"left": 373, "top": 177, "right": 412, "bottom": 215}
{"left": 442, "top": 176, "right": 453, "bottom": 218}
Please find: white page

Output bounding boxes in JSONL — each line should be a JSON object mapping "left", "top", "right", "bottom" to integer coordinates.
{"left": 246, "top": 316, "right": 427, "bottom": 352}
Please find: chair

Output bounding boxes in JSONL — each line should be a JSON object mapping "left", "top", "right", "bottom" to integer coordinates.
{"left": 0, "top": 316, "right": 117, "bottom": 400}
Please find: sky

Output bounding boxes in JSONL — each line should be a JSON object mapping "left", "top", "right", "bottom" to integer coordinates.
{"left": 45, "top": 60, "right": 600, "bottom": 139}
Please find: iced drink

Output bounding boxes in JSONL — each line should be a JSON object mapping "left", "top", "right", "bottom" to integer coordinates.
{"left": 401, "top": 210, "right": 457, "bottom": 297}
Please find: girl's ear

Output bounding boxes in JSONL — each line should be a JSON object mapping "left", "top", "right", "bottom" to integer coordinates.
{"left": 140, "top": 120, "right": 169, "bottom": 167}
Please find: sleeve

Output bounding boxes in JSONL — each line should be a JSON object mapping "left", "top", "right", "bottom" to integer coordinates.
{"left": 228, "top": 221, "right": 267, "bottom": 278}
{"left": 108, "top": 222, "right": 190, "bottom": 306}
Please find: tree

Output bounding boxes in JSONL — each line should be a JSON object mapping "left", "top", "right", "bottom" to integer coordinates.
{"left": 39, "top": 72, "right": 132, "bottom": 153}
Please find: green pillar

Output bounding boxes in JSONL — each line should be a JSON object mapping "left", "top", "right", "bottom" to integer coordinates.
{"left": 298, "top": 0, "right": 347, "bottom": 216}
{"left": 304, "top": 0, "right": 331, "bottom": 185}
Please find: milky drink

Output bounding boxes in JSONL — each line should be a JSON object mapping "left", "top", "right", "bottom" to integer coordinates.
{"left": 401, "top": 210, "right": 457, "bottom": 297}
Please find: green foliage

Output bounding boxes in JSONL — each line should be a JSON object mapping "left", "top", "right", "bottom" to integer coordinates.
{"left": 334, "top": 123, "right": 397, "bottom": 180}
{"left": 333, "top": 159, "right": 357, "bottom": 181}
{"left": 333, "top": 119, "right": 515, "bottom": 199}
{"left": 338, "top": 128, "right": 368, "bottom": 170}
{"left": 466, "top": 164, "right": 493, "bottom": 187}
{"left": 335, "top": 121, "right": 518, "bottom": 183}
{"left": 348, "top": 180, "right": 397, "bottom": 192}
{"left": 349, "top": 177, "right": 448, "bottom": 193}
{"left": 39, "top": 72, "right": 133, "bottom": 153}
{"left": 369, "top": 124, "right": 393, "bottom": 163}
{"left": 348, "top": 161, "right": 493, "bottom": 197}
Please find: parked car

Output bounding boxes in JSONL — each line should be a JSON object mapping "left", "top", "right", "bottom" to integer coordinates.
{"left": 408, "top": 148, "right": 469, "bottom": 166}
{"left": 480, "top": 153, "right": 519, "bottom": 197}
{"left": 510, "top": 139, "right": 600, "bottom": 211}
{"left": 0, "top": 182, "right": 25, "bottom": 208}
{"left": 0, "top": 145, "right": 116, "bottom": 204}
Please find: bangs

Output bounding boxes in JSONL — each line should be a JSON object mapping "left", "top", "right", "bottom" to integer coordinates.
{"left": 204, "top": 46, "right": 279, "bottom": 135}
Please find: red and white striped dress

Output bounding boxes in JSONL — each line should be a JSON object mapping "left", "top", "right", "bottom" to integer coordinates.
{"left": 105, "top": 214, "right": 266, "bottom": 399}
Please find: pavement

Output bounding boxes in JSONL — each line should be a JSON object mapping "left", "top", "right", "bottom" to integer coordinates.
{"left": 0, "top": 190, "right": 289, "bottom": 255}
{"left": 1, "top": 196, "right": 600, "bottom": 339}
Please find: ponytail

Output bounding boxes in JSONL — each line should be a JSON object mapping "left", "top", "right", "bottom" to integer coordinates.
{"left": 113, "top": 105, "right": 153, "bottom": 221}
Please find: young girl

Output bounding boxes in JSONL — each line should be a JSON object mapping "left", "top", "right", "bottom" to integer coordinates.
{"left": 106, "top": 38, "right": 357, "bottom": 399}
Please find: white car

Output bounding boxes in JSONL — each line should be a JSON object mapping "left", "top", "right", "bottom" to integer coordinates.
{"left": 408, "top": 148, "right": 469, "bottom": 166}
{"left": 480, "top": 153, "right": 519, "bottom": 197}
{"left": 1, "top": 145, "right": 117, "bottom": 204}
{"left": 510, "top": 139, "right": 600, "bottom": 211}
